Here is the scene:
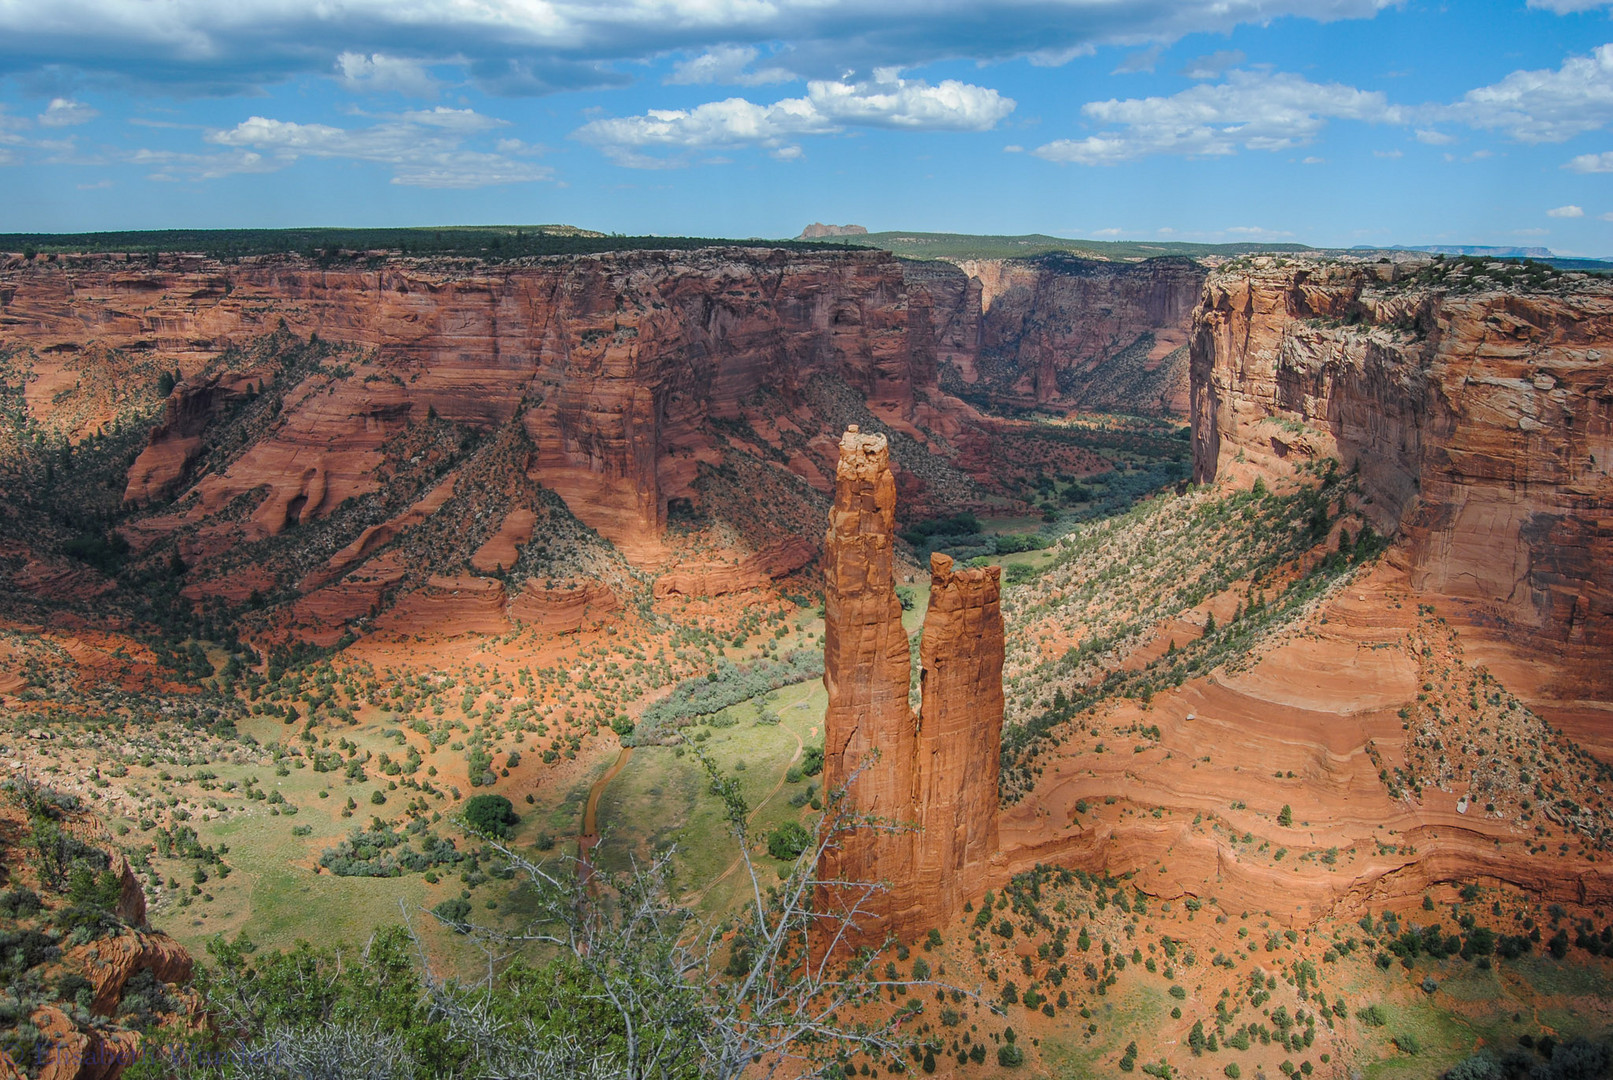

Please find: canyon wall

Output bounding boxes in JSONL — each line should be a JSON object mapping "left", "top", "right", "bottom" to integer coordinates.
{"left": 819, "top": 428, "right": 1002, "bottom": 945}
{"left": 1, "top": 249, "right": 1202, "bottom": 579}
{"left": 0, "top": 248, "right": 972, "bottom": 565}
{"left": 907, "top": 255, "right": 1204, "bottom": 414}
{"left": 1190, "top": 259, "right": 1613, "bottom": 699}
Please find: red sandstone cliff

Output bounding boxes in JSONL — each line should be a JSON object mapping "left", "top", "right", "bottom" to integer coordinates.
{"left": 1190, "top": 257, "right": 1613, "bottom": 700}
{"left": 819, "top": 428, "right": 1003, "bottom": 945}
{"left": 907, "top": 255, "right": 1204, "bottom": 414}
{"left": 0, "top": 248, "right": 975, "bottom": 567}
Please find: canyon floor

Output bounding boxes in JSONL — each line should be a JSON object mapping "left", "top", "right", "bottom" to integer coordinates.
{"left": 7, "top": 437, "right": 1612, "bottom": 1079}
{"left": 2, "top": 248, "right": 1610, "bottom": 1080}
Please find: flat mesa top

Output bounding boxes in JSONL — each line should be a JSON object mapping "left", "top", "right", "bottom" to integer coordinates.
{"left": 837, "top": 425, "right": 889, "bottom": 478}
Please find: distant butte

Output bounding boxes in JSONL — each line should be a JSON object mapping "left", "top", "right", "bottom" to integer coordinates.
{"left": 798, "top": 223, "right": 869, "bottom": 239}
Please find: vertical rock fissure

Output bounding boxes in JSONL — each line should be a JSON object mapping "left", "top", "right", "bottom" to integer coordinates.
{"left": 819, "top": 425, "right": 1003, "bottom": 946}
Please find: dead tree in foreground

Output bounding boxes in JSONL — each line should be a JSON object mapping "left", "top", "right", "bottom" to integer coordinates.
{"left": 415, "top": 756, "right": 937, "bottom": 1080}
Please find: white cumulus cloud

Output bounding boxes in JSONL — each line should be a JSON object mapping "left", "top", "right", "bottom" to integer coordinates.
{"left": 150, "top": 108, "right": 556, "bottom": 187}
{"left": 576, "top": 72, "right": 1014, "bottom": 167}
{"left": 1566, "top": 150, "right": 1613, "bottom": 172}
{"left": 1438, "top": 43, "right": 1613, "bottom": 143}
{"left": 0, "top": 0, "right": 1397, "bottom": 96}
{"left": 667, "top": 45, "right": 793, "bottom": 86}
{"left": 1547, "top": 204, "right": 1585, "bottom": 217}
{"left": 38, "top": 98, "right": 99, "bottom": 126}
{"left": 1033, "top": 69, "right": 1399, "bottom": 165}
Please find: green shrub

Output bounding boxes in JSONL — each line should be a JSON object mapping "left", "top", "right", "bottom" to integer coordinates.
{"left": 432, "top": 897, "right": 472, "bottom": 929}
{"left": 800, "top": 745, "right": 824, "bottom": 777}
{"left": 766, "top": 821, "right": 813, "bottom": 861}
{"left": 462, "top": 794, "right": 519, "bottom": 838}
{"left": 1443, "top": 1052, "right": 1502, "bottom": 1080}
{"left": 0, "top": 887, "right": 43, "bottom": 919}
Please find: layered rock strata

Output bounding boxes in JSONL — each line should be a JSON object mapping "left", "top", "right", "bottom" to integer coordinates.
{"left": 1190, "top": 259, "right": 1613, "bottom": 699}
{"left": 907, "top": 255, "right": 1204, "bottom": 413}
{"left": 819, "top": 427, "right": 1003, "bottom": 945}
{"left": 0, "top": 248, "right": 971, "bottom": 564}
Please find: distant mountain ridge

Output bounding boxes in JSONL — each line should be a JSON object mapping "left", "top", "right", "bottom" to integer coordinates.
{"left": 1369, "top": 244, "right": 1558, "bottom": 258}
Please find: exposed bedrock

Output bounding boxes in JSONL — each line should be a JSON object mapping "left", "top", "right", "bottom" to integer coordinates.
{"left": 1, "top": 248, "right": 975, "bottom": 564}
{"left": 1191, "top": 260, "right": 1613, "bottom": 700}
{"left": 915, "top": 552, "right": 1004, "bottom": 894}
{"left": 819, "top": 427, "right": 919, "bottom": 937}
{"left": 906, "top": 255, "right": 1204, "bottom": 413}
{"left": 819, "top": 428, "right": 1003, "bottom": 946}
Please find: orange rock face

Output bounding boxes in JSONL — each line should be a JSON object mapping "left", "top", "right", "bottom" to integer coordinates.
{"left": 1191, "top": 260, "right": 1613, "bottom": 700}
{"left": 507, "top": 579, "right": 620, "bottom": 635}
{"left": 916, "top": 553, "right": 1004, "bottom": 892}
{"left": 0, "top": 802, "right": 200, "bottom": 1080}
{"left": 912, "top": 256, "right": 1203, "bottom": 413}
{"left": 819, "top": 428, "right": 1003, "bottom": 945}
{"left": 819, "top": 428, "right": 919, "bottom": 938}
{"left": 1, "top": 248, "right": 956, "bottom": 563}
{"left": 652, "top": 538, "right": 816, "bottom": 599}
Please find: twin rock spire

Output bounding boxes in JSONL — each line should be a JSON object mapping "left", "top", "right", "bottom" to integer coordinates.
{"left": 818, "top": 426, "right": 1004, "bottom": 944}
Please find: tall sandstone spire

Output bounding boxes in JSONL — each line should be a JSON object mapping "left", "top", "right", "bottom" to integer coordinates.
{"left": 818, "top": 426, "right": 1003, "bottom": 946}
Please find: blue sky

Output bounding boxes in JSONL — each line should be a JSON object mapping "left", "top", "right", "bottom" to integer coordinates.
{"left": 1, "top": 0, "right": 1612, "bottom": 252}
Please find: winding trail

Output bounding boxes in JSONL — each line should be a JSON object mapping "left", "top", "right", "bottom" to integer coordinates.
{"left": 685, "top": 700, "right": 811, "bottom": 907}
{"left": 578, "top": 745, "right": 633, "bottom": 882}
{"left": 575, "top": 696, "right": 815, "bottom": 899}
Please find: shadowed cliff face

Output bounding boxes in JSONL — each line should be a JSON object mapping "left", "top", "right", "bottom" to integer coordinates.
{"left": 907, "top": 255, "right": 1205, "bottom": 415}
{"left": 1, "top": 248, "right": 1199, "bottom": 598}
{"left": 1190, "top": 259, "right": 1613, "bottom": 699}
{"left": 1, "top": 248, "right": 969, "bottom": 566}
{"left": 819, "top": 427, "right": 1002, "bottom": 946}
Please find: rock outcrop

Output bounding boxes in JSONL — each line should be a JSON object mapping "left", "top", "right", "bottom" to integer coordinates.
{"left": 0, "top": 248, "right": 967, "bottom": 564}
{"left": 124, "top": 371, "right": 261, "bottom": 504}
{"left": 915, "top": 553, "right": 1004, "bottom": 889}
{"left": 908, "top": 255, "right": 1204, "bottom": 414}
{"left": 1190, "top": 258, "right": 1613, "bottom": 699}
{"left": 819, "top": 427, "right": 920, "bottom": 936}
{"left": 653, "top": 538, "right": 817, "bottom": 599}
{"left": 0, "top": 800, "right": 201, "bottom": 1080}
{"left": 798, "top": 223, "right": 868, "bottom": 239}
{"left": 819, "top": 427, "right": 1003, "bottom": 945}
